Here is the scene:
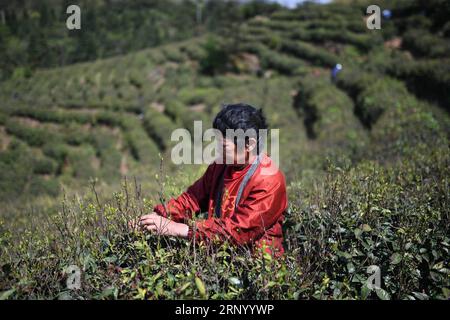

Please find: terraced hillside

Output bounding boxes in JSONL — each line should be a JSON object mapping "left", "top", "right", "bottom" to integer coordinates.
{"left": 0, "top": 0, "right": 449, "bottom": 300}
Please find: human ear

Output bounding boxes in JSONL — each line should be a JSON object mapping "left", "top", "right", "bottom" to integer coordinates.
{"left": 246, "top": 137, "right": 257, "bottom": 153}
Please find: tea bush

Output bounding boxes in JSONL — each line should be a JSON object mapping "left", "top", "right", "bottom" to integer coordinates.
{"left": 0, "top": 112, "right": 6, "bottom": 126}
{"left": 91, "top": 128, "right": 123, "bottom": 182}
{"left": 238, "top": 42, "right": 306, "bottom": 75}
{"left": 199, "top": 36, "right": 230, "bottom": 76}
{"left": 178, "top": 87, "right": 222, "bottom": 107}
{"left": 293, "top": 76, "right": 368, "bottom": 166}
{"left": 143, "top": 109, "right": 180, "bottom": 151}
{"left": 64, "top": 145, "right": 98, "bottom": 180}
{"left": 290, "top": 28, "right": 382, "bottom": 52}
{"left": 12, "top": 108, "right": 95, "bottom": 125}
{"left": 285, "top": 150, "right": 449, "bottom": 300}
{"left": 164, "top": 100, "right": 211, "bottom": 134}
{"left": 4, "top": 119, "right": 53, "bottom": 147}
{"left": 402, "top": 29, "right": 450, "bottom": 58}
{"left": 1, "top": 146, "right": 447, "bottom": 300}
{"left": 355, "top": 78, "right": 410, "bottom": 128}
{"left": 33, "top": 156, "right": 58, "bottom": 175}
{"left": 386, "top": 58, "right": 450, "bottom": 110}
{"left": 121, "top": 116, "right": 160, "bottom": 165}
{"left": 180, "top": 42, "right": 207, "bottom": 61}
{"left": 42, "top": 143, "right": 70, "bottom": 170}
{"left": 162, "top": 46, "right": 187, "bottom": 64}
{"left": 0, "top": 140, "right": 36, "bottom": 201}
{"left": 279, "top": 39, "right": 338, "bottom": 68}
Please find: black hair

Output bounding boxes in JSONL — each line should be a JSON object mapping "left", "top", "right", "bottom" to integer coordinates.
{"left": 212, "top": 103, "right": 268, "bottom": 154}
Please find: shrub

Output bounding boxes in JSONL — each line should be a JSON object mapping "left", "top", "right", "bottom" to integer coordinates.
{"left": 281, "top": 26, "right": 383, "bottom": 52}
{"left": 143, "top": 109, "right": 180, "bottom": 151}
{"left": 4, "top": 119, "right": 54, "bottom": 147}
{"left": 163, "top": 100, "right": 185, "bottom": 123}
{"left": 261, "top": 49, "right": 304, "bottom": 75}
{"left": 286, "top": 151, "right": 449, "bottom": 300}
{"left": 122, "top": 116, "right": 160, "bottom": 165}
{"left": 0, "top": 140, "right": 34, "bottom": 201}
{"left": 148, "top": 50, "right": 167, "bottom": 65}
{"left": 61, "top": 123, "right": 94, "bottom": 146}
{"left": 386, "top": 58, "right": 450, "bottom": 111}
{"left": 27, "top": 177, "right": 60, "bottom": 198}
{"left": 11, "top": 108, "right": 98, "bottom": 126}
{"left": 91, "top": 128, "right": 122, "bottom": 182}
{"left": 180, "top": 43, "right": 207, "bottom": 61}
{"left": 64, "top": 145, "right": 98, "bottom": 180}
{"left": 1, "top": 148, "right": 448, "bottom": 299}
{"left": 335, "top": 68, "right": 376, "bottom": 100}
{"left": 128, "top": 70, "right": 145, "bottom": 89}
{"left": 270, "top": 3, "right": 360, "bottom": 22}
{"left": 402, "top": 29, "right": 450, "bottom": 58}
{"left": 178, "top": 87, "right": 222, "bottom": 106}
{"left": 96, "top": 111, "right": 126, "bottom": 128}
{"left": 293, "top": 76, "right": 367, "bottom": 165}
{"left": 355, "top": 78, "right": 410, "bottom": 128}
{"left": 370, "top": 94, "right": 445, "bottom": 162}
{"left": 33, "top": 156, "right": 58, "bottom": 175}
{"left": 279, "top": 39, "right": 338, "bottom": 68}
{"left": 239, "top": 42, "right": 305, "bottom": 75}
{"left": 162, "top": 46, "right": 186, "bottom": 64}
{"left": 300, "top": 19, "right": 367, "bottom": 33}
{"left": 199, "top": 36, "right": 230, "bottom": 75}
{"left": 0, "top": 112, "right": 6, "bottom": 125}
{"left": 42, "top": 143, "right": 70, "bottom": 170}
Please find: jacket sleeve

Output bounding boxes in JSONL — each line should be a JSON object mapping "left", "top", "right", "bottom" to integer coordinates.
{"left": 188, "top": 175, "right": 287, "bottom": 246}
{"left": 153, "top": 164, "right": 215, "bottom": 223}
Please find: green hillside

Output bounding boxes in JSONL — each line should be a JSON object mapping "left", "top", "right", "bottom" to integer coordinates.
{"left": 0, "top": 0, "right": 449, "bottom": 300}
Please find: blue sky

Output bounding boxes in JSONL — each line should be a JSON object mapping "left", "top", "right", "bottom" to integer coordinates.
{"left": 270, "top": 0, "right": 332, "bottom": 8}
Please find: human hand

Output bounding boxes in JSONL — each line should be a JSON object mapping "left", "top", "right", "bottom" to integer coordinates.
{"left": 136, "top": 212, "right": 189, "bottom": 238}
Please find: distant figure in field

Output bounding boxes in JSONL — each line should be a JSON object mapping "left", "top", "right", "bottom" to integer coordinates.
{"left": 331, "top": 63, "right": 343, "bottom": 82}
{"left": 131, "top": 103, "right": 288, "bottom": 259}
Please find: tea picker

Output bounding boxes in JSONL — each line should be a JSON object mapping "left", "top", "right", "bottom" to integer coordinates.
{"left": 383, "top": 9, "right": 392, "bottom": 19}
{"left": 331, "top": 63, "right": 342, "bottom": 82}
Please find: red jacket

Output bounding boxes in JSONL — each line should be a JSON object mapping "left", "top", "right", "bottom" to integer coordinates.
{"left": 153, "top": 152, "right": 288, "bottom": 258}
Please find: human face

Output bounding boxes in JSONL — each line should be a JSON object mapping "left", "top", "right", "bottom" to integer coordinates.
{"left": 216, "top": 133, "right": 257, "bottom": 167}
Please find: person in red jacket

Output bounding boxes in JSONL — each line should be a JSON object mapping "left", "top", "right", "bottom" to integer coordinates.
{"left": 136, "top": 103, "right": 288, "bottom": 259}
